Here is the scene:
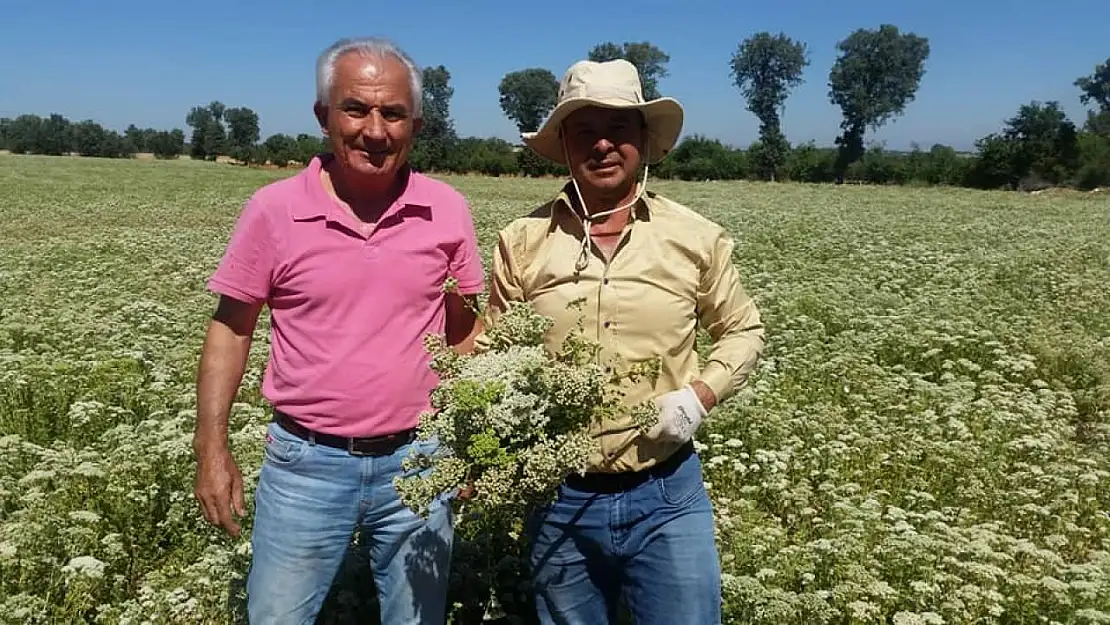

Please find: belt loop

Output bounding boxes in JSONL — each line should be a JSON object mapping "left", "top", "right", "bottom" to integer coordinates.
{"left": 308, "top": 431, "right": 317, "bottom": 446}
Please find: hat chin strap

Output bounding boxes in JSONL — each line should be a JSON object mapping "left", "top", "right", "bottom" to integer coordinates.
{"left": 560, "top": 135, "right": 652, "bottom": 273}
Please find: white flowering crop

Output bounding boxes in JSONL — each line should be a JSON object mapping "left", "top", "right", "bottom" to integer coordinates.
{"left": 395, "top": 288, "right": 660, "bottom": 525}
{"left": 1, "top": 155, "right": 1108, "bottom": 623}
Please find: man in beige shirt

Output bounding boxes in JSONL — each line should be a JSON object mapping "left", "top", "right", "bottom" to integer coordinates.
{"left": 483, "top": 59, "right": 764, "bottom": 624}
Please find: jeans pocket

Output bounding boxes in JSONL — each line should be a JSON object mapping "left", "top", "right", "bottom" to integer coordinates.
{"left": 656, "top": 451, "right": 705, "bottom": 507}
{"left": 263, "top": 422, "right": 309, "bottom": 467}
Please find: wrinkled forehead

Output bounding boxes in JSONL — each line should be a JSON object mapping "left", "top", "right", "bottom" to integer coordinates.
{"left": 331, "top": 51, "right": 409, "bottom": 91}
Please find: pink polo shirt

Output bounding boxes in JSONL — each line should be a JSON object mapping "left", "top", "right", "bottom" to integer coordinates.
{"left": 207, "top": 154, "right": 485, "bottom": 437}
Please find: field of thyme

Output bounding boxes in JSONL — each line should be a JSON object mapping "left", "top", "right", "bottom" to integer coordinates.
{"left": 1, "top": 152, "right": 1108, "bottom": 624}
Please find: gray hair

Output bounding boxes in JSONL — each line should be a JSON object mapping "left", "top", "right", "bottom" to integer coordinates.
{"left": 315, "top": 37, "right": 424, "bottom": 119}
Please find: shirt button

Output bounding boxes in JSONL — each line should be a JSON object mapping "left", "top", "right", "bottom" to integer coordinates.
{"left": 603, "top": 278, "right": 609, "bottom": 284}
{"left": 603, "top": 321, "right": 611, "bottom": 328}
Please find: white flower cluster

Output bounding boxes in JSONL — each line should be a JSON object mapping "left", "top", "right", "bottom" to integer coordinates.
{"left": 395, "top": 297, "right": 659, "bottom": 524}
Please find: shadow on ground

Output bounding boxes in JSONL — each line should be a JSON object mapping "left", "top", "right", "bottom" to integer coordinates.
{"left": 223, "top": 526, "right": 543, "bottom": 625}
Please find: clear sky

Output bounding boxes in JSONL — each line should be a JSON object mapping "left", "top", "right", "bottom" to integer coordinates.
{"left": 1, "top": 0, "right": 1106, "bottom": 152}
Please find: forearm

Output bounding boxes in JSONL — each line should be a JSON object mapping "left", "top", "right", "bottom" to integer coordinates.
{"left": 696, "top": 326, "right": 764, "bottom": 406}
{"left": 695, "top": 293, "right": 765, "bottom": 408}
{"left": 194, "top": 324, "right": 252, "bottom": 455}
{"left": 446, "top": 293, "right": 482, "bottom": 354}
{"left": 689, "top": 380, "right": 718, "bottom": 411}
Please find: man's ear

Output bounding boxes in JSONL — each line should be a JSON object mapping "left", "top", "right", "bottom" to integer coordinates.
{"left": 313, "top": 101, "right": 329, "bottom": 135}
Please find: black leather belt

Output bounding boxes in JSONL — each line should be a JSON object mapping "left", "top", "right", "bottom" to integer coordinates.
{"left": 273, "top": 410, "right": 416, "bottom": 456}
{"left": 564, "top": 441, "right": 695, "bottom": 493}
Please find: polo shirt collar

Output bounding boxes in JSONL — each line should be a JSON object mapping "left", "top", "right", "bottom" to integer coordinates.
{"left": 294, "top": 153, "right": 433, "bottom": 221}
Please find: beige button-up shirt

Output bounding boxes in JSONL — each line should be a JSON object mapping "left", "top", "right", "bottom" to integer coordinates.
{"left": 482, "top": 184, "right": 765, "bottom": 473}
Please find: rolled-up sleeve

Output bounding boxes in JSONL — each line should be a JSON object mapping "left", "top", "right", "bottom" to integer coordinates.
{"left": 694, "top": 229, "right": 765, "bottom": 403}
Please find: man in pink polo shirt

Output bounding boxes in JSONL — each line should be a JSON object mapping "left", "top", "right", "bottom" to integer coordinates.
{"left": 192, "top": 37, "right": 484, "bottom": 624}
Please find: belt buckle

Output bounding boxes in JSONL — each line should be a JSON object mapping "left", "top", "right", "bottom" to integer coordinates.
{"left": 347, "top": 437, "right": 371, "bottom": 457}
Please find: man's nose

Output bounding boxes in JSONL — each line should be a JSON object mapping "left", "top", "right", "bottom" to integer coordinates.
{"left": 362, "top": 111, "right": 388, "bottom": 141}
{"left": 592, "top": 137, "right": 615, "bottom": 154}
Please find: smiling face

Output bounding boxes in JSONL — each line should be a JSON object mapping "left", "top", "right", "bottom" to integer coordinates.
{"left": 313, "top": 51, "right": 422, "bottom": 187}
{"left": 561, "top": 106, "right": 645, "bottom": 201}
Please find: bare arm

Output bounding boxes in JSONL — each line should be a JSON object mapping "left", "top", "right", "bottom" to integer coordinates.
{"left": 193, "top": 295, "right": 263, "bottom": 536}
{"left": 195, "top": 296, "right": 262, "bottom": 450}
{"left": 445, "top": 292, "right": 483, "bottom": 355}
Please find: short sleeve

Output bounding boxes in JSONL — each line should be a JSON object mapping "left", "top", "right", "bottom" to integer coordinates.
{"left": 206, "top": 194, "right": 277, "bottom": 305}
{"left": 448, "top": 200, "right": 486, "bottom": 295}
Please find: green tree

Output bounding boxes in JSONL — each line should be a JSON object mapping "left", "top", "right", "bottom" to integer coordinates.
{"left": 1075, "top": 129, "right": 1110, "bottom": 190}
{"left": 729, "top": 31, "right": 809, "bottom": 180}
{"left": 827, "top": 24, "right": 930, "bottom": 182}
{"left": 149, "top": 130, "right": 185, "bottom": 159}
{"left": 411, "top": 65, "right": 458, "bottom": 171}
{"left": 71, "top": 119, "right": 107, "bottom": 157}
{"left": 1086, "top": 110, "right": 1110, "bottom": 136}
{"left": 1005, "top": 101, "right": 1080, "bottom": 186}
{"left": 124, "top": 124, "right": 143, "bottom": 152}
{"left": 123, "top": 124, "right": 161, "bottom": 153}
{"left": 294, "top": 133, "right": 326, "bottom": 165}
{"left": 451, "top": 137, "right": 520, "bottom": 176}
{"left": 588, "top": 41, "right": 670, "bottom": 99}
{"left": 498, "top": 68, "right": 559, "bottom": 133}
{"left": 261, "top": 133, "right": 298, "bottom": 166}
{"left": 39, "top": 113, "right": 72, "bottom": 156}
{"left": 967, "top": 101, "right": 1079, "bottom": 190}
{"left": 224, "top": 106, "right": 261, "bottom": 163}
{"left": 185, "top": 101, "right": 226, "bottom": 160}
{"left": 6, "top": 114, "right": 43, "bottom": 154}
{"left": 1075, "top": 57, "right": 1110, "bottom": 112}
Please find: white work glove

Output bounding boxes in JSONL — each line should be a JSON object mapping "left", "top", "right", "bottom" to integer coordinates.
{"left": 648, "top": 385, "right": 708, "bottom": 444}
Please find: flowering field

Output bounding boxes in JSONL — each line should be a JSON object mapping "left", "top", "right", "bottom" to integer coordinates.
{"left": 1, "top": 152, "right": 1107, "bottom": 624}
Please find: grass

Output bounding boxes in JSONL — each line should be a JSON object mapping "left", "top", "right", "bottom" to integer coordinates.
{"left": 0, "top": 153, "right": 1107, "bottom": 624}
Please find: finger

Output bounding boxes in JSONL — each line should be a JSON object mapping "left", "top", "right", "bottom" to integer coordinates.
{"left": 216, "top": 492, "right": 239, "bottom": 536}
{"left": 201, "top": 487, "right": 231, "bottom": 532}
{"left": 231, "top": 477, "right": 246, "bottom": 518}
{"left": 198, "top": 493, "right": 219, "bottom": 526}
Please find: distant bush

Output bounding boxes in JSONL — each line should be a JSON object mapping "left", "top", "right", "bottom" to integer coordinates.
{"left": 2, "top": 108, "right": 1106, "bottom": 193}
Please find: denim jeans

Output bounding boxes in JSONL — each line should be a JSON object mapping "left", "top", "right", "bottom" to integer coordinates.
{"left": 245, "top": 420, "right": 454, "bottom": 624}
{"left": 526, "top": 444, "right": 721, "bottom": 625}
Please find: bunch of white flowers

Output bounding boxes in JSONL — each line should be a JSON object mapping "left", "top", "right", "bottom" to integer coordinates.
{"left": 395, "top": 280, "right": 660, "bottom": 525}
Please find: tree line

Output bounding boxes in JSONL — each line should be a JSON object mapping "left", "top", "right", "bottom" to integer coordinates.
{"left": 2, "top": 27, "right": 1107, "bottom": 191}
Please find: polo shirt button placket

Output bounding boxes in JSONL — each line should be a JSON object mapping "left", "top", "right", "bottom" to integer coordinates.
{"left": 360, "top": 224, "right": 379, "bottom": 259}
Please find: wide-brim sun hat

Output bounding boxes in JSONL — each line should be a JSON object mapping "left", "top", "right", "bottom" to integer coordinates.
{"left": 521, "top": 59, "right": 684, "bottom": 166}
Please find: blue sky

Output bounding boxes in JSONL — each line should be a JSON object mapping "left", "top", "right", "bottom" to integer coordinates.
{"left": 1, "top": 0, "right": 1106, "bottom": 151}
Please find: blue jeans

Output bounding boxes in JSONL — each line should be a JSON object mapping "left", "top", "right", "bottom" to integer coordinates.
{"left": 246, "top": 420, "right": 454, "bottom": 624}
{"left": 526, "top": 444, "right": 721, "bottom": 624}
